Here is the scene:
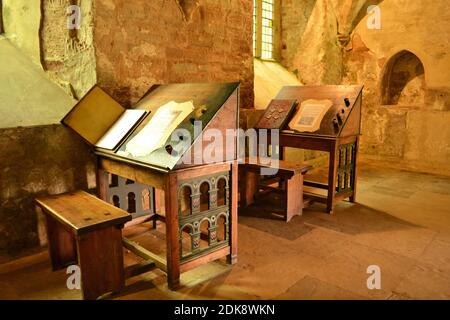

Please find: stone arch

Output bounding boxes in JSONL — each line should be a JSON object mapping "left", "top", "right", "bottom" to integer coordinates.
{"left": 380, "top": 50, "right": 426, "bottom": 106}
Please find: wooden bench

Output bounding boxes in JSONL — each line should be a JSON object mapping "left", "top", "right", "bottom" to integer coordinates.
{"left": 36, "top": 190, "right": 132, "bottom": 300}
{"left": 239, "top": 157, "right": 312, "bottom": 222}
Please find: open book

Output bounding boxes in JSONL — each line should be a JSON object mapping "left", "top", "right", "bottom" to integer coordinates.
{"left": 288, "top": 99, "right": 333, "bottom": 132}
{"left": 62, "top": 86, "right": 148, "bottom": 150}
{"left": 123, "top": 100, "right": 195, "bottom": 157}
{"left": 95, "top": 109, "right": 147, "bottom": 150}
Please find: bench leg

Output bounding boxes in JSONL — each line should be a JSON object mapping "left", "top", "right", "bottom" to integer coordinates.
{"left": 76, "top": 226, "right": 125, "bottom": 300}
{"left": 239, "top": 170, "right": 259, "bottom": 207}
{"left": 45, "top": 214, "right": 77, "bottom": 270}
{"left": 285, "top": 173, "right": 304, "bottom": 222}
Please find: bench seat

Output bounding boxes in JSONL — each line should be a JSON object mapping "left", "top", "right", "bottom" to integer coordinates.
{"left": 239, "top": 157, "right": 311, "bottom": 222}
{"left": 36, "top": 190, "right": 132, "bottom": 300}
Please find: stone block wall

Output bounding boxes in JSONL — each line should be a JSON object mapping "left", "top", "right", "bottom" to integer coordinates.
{"left": 0, "top": 125, "right": 96, "bottom": 254}
{"left": 343, "top": 0, "right": 450, "bottom": 175}
{"left": 94, "top": 0, "right": 254, "bottom": 108}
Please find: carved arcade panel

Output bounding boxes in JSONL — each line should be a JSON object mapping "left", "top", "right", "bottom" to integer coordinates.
{"left": 177, "top": 172, "right": 230, "bottom": 261}
{"left": 102, "top": 172, "right": 155, "bottom": 220}
{"left": 336, "top": 142, "right": 357, "bottom": 194}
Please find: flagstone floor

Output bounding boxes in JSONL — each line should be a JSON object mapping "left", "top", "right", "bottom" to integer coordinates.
{"left": 1, "top": 162, "right": 450, "bottom": 300}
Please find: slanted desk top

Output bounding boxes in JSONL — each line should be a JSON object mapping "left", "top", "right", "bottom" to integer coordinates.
{"left": 62, "top": 82, "right": 240, "bottom": 172}
{"left": 276, "top": 85, "right": 363, "bottom": 138}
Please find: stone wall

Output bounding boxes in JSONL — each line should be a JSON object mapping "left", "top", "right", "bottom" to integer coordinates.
{"left": 40, "top": 0, "right": 97, "bottom": 99}
{"left": 279, "top": 0, "right": 450, "bottom": 175}
{"left": 94, "top": 0, "right": 254, "bottom": 108}
{"left": 2, "top": 0, "right": 42, "bottom": 65}
{"left": 2, "top": 0, "right": 96, "bottom": 98}
{"left": 0, "top": 126, "right": 96, "bottom": 254}
{"left": 343, "top": 0, "right": 450, "bottom": 175}
{"left": 280, "top": 0, "right": 315, "bottom": 74}
{"left": 0, "top": 0, "right": 96, "bottom": 255}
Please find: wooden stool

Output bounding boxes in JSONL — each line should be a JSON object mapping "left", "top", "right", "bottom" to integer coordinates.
{"left": 36, "top": 190, "right": 132, "bottom": 300}
{"left": 239, "top": 157, "right": 311, "bottom": 222}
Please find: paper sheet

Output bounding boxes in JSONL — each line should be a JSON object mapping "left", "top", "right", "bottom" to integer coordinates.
{"left": 95, "top": 109, "right": 147, "bottom": 150}
{"left": 124, "top": 100, "right": 194, "bottom": 157}
{"left": 288, "top": 99, "right": 333, "bottom": 132}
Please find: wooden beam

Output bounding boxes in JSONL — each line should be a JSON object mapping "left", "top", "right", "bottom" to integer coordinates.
{"left": 122, "top": 237, "right": 167, "bottom": 272}
{"left": 304, "top": 180, "right": 329, "bottom": 190}
{"left": 124, "top": 260, "right": 156, "bottom": 279}
{"left": 303, "top": 192, "right": 328, "bottom": 204}
{"left": 180, "top": 246, "right": 230, "bottom": 273}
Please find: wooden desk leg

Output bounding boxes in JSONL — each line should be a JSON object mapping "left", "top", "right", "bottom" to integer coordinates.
{"left": 96, "top": 168, "right": 108, "bottom": 202}
{"left": 239, "top": 169, "right": 259, "bottom": 207}
{"left": 327, "top": 142, "right": 338, "bottom": 214}
{"left": 228, "top": 161, "right": 238, "bottom": 265}
{"left": 165, "top": 173, "right": 180, "bottom": 290}
{"left": 349, "top": 137, "right": 359, "bottom": 203}
{"left": 76, "top": 226, "right": 125, "bottom": 300}
{"left": 285, "top": 173, "right": 303, "bottom": 222}
{"left": 45, "top": 214, "right": 77, "bottom": 270}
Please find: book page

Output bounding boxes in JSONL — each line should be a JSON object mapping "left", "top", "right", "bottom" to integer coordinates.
{"left": 288, "top": 99, "right": 333, "bottom": 132}
{"left": 95, "top": 109, "right": 147, "bottom": 150}
{"left": 124, "top": 100, "right": 194, "bottom": 157}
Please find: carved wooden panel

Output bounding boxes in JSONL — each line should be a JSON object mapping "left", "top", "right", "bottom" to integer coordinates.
{"left": 177, "top": 171, "right": 230, "bottom": 261}
{"left": 101, "top": 172, "right": 155, "bottom": 219}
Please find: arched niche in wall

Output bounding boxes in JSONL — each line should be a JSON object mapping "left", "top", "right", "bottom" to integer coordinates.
{"left": 381, "top": 50, "right": 426, "bottom": 106}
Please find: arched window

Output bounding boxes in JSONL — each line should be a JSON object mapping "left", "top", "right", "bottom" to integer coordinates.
{"left": 381, "top": 50, "right": 426, "bottom": 106}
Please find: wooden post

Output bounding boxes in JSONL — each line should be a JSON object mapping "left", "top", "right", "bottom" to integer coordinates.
{"left": 76, "top": 226, "right": 125, "bottom": 300}
{"left": 239, "top": 169, "right": 259, "bottom": 207}
{"left": 45, "top": 215, "right": 77, "bottom": 270}
{"left": 96, "top": 167, "right": 108, "bottom": 201}
{"left": 285, "top": 173, "right": 303, "bottom": 222}
{"left": 349, "top": 137, "right": 359, "bottom": 203}
{"left": 228, "top": 161, "right": 238, "bottom": 265}
{"left": 164, "top": 172, "right": 180, "bottom": 290}
{"left": 327, "top": 141, "right": 339, "bottom": 214}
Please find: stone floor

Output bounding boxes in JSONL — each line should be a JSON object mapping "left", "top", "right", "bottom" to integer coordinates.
{"left": 1, "top": 162, "right": 450, "bottom": 300}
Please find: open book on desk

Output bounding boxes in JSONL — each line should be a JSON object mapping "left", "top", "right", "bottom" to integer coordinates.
{"left": 95, "top": 109, "right": 147, "bottom": 150}
{"left": 61, "top": 85, "right": 148, "bottom": 151}
{"left": 120, "top": 100, "right": 195, "bottom": 158}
